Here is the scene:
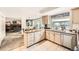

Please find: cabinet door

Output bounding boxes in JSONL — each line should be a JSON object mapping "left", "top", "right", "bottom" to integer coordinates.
{"left": 55, "top": 32, "right": 61, "bottom": 44}
{"left": 71, "top": 35, "right": 77, "bottom": 50}
{"left": 40, "top": 30, "right": 45, "bottom": 40}
{"left": 50, "top": 31, "right": 55, "bottom": 42}
{"left": 72, "top": 8, "right": 79, "bottom": 24}
{"left": 27, "top": 33, "right": 34, "bottom": 46}
{"left": 24, "top": 33, "right": 28, "bottom": 47}
{"left": 63, "top": 34, "right": 72, "bottom": 49}
{"left": 60, "top": 34, "right": 64, "bottom": 45}
{"left": 42, "top": 16, "right": 48, "bottom": 24}
{"left": 35, "top": 32, "right": 41, "bottom": 43}
{"left": 46, "top": 30, "right": 50, "bottom": 39}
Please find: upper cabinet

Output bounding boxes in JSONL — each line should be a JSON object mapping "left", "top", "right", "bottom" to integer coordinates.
{"left": 42, "top": 15, "right": 48, "bottom": 24}
{"left": 72, "top": 8, "right": 79, "bottom": 24}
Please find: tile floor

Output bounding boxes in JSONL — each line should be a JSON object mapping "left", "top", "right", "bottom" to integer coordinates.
{"left": 0, "top": 32, "right": 24, "bottom": 51}
{"left": 0, "top": 32, "right": 70, "bottom": 51}
{"left": 13, "top": 41, "right": 69, "bottom": 51}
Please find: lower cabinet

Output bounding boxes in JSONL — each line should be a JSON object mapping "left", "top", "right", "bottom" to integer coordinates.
{"left": 40, "top": 30, "right": 45, "bottom": 40}
{"left": 46, "top": 30, "right": 50, "bottom": 39}
{"left": 63, "top": 34, "right": 77, "bottom": 50}
{"left": 55, "top": 32, "right": 61, "bottom": 44}
{"left": 71, "top": 35, "right": 77, "bottom": 50}
{"left": 24, "top": 30, "right": 45, "bottom": 47}
{"left": 24, "top": 33, "right": 28, "bottom": 47}
{"left": 63, "top": 34, "right": 72, "bottom": 49}
{"left": 50, "top": 31, "right": 55, "bottom": 42}
{"left": 24, "top": 30, "right": 77, "bottom": 50}
{"left": 27, "top": 33, "right": 34, "bottom": 46}
{"left": 34, "top": 32, "right": 41, "bottom": 43}
{"left": 60, "top": 34, "right": 64, "bottom": 45}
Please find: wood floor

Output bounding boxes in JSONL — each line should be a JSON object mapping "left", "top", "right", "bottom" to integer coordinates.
{"left": 13, "top": 41, "right": 69, "bottom": 51}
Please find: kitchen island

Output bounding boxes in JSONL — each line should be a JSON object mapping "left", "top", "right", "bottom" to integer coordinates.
{"left": 24, "top": 29, "right": 45, "bottom": 48}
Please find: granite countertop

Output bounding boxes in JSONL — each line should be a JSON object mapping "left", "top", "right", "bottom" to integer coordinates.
{"left": 24, "top": 29, "right": 76, "bottom": 35}
{"left": 24, "top": 29, "right": 43, "bottom": 33}
{"left": 46, "top": 29, "right": 76, "bottom": 35}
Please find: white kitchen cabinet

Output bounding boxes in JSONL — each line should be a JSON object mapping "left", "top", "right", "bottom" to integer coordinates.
{"left": 55, "top": 32, "right": 61, "bottom": 44}
{"left": 24, "top": 33, "right": 28, "bottom": 47}
{"left": 63, "top": 34, "right": 77, "bottom": 50}
{"left": 40, "top": 30, "right": 45, "bottom": 40}
{"left": 34, "top": 31, "right": 41, "bottom": 43}
{"left": 63, "top": 34, "right": 72, "bottom": 49}
{"left": 46, "top": 30, "right": 50, "bottom": 39}
{"left": 24, "top": 30, "right": 45, "bottom": 47}
{"left": 50, "top": 31, "right": 55, "bottom": 42}
{"left": 27, "top": 33, "right": 34, "bottom": 46}
{"left": 60, "top": 34, "right": 64, "bottom": 45}
{"left": 34, "top": 30, "right": 45, "bottom": 43}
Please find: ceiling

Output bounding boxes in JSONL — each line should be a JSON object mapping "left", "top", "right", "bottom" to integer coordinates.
{"left": 40, "top": 7, "right": 58, "bottom": 13}
{"left": 0, "top": 7, "right": 57, "bottom": 18}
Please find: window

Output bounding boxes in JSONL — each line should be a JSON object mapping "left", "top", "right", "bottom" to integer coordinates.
{"left": 26, "top": 20, "right": 33, "bottom": 26}
{"left": 52, "top": 20, "right": 70, "bottom": 30}
{"left": 50, "top": 12, "right": 70, "bottom": 30}
{"left": 33, "top": 18, "right": 42, "bottom": 29}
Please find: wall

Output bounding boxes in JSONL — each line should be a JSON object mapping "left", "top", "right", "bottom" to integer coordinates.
{"left": 21, "top": 17, "right": 26, "bottom": 29}
{"left": 0, "top": 12, "right": 5, "bottom": 46}
{"left": 40, "top": 7, "right": 74, "bottom": 16}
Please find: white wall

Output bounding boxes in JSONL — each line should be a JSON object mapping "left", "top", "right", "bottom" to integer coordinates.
{"left": 40, "top": 7, "right": 75, "bottom": 16}
{"left": 0, "top": 12, "right": 5, "bottom": 46}
{"left": 21, "top": 17, "right": 26, "bottom": 29}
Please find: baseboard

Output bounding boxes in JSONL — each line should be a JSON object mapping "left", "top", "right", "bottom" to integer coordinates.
{"left": 27, "top": 38, "right": 73, "bottom": 51}
{"left": 27, "top": 39, "right": 46, "bottom": 48}
{"left": 47, "top": 39, "right": 73, "bottom": 51}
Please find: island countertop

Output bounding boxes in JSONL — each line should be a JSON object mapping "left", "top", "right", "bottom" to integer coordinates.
{"left": 24, "top": 29, "right": 45, "bottom": 33}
